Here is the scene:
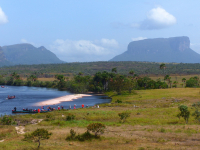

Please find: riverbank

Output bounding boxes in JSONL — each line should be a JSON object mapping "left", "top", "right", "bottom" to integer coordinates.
{"left": 1, "top": 88, "right": 200, "bottom": 149}
{"left": 34, "top": 94, "right": 92, "bottom": 106}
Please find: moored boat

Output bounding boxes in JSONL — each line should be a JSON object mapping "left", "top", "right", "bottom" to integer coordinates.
{"left": 1, "top": 86, "right": 5, "bottom": 88}
{"left": 12, "top": 110, "right": 48, "bottom": 113}
{"left": 8, "top": 95, "right": 15, "bottom": 99}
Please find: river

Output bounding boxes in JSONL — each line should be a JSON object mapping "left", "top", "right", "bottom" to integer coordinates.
{"left": 0, "top": 86, "right": 111, "bottom": 115}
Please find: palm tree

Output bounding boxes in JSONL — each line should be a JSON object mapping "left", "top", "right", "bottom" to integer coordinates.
{"left": 173, "top": 81, "right": 178, "bottom": 88}
{"left": 182, "top": 78, "right": 186, "bottom": 88}
{"left": 160, "top": 63, "right": 166, "bottom": 74}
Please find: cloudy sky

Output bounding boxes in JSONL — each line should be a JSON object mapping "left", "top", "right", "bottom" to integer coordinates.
{"left": 0, "top": 0, "right": 199, "bottom": 62}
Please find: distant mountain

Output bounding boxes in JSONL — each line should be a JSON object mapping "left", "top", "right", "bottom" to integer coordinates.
{"left": 1, "top": 44, "right": 64, "bottom": 65}
{"left": 0, "top": 46, "right": 12, "bottom": 67}
{"left": 110, "top": 36, "right": 200, "bottom": 63}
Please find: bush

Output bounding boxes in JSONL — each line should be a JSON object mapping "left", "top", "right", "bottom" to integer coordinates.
{"left": 115, "top": 99, "right": 122, "bottom": 103}
{"left": 177, "top": 105, "right": 190, "bottom": 124}
{"left": 65, "top": 129, "right": 77, "bottom": 141}
{"left": 87, "top": 123, "right": 106, "bottom": 137}
{"left": 118, "top": 111, "right": 131, "bottom": 123}
{"left": 66, "top": 129, "right": 95, "bottom": 141}
{"left": 0, "top": 116, "right": 14, "bottom": 125}
{"left": 45, "top": 114, "right": 55, "bottom": 121}
{"left": 66, "top": 113, "right": 75, "bottom": 121}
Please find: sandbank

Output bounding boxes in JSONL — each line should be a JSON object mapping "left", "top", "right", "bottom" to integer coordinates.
{"left": 34, "top": 94, "right": 92, "bottom": 106}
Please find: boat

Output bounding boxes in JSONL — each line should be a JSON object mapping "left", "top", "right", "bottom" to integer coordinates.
{"left": 1, "top": 86, "right": 5, "bottom": 88}
{"left": 7, "top": 95, "right": 15, "bottom": 99}
{"left": 12, "top": 110, "right": 49, "bottom": 113}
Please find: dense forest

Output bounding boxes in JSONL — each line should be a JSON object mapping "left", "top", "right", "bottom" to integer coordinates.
{"left": 0, "top": 61, "right": 200, "bottom": 77}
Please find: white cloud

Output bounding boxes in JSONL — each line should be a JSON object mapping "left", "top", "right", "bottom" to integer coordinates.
{"left": 0, "top": 7, "right": 8, "bottom": 24}
{"left": 100, "top": 39, "right": 118, "bottom": 48}
{"left": 21, "top": 39, "right": 28, "bottom": 43}
{"left": 132, "top": 37, "right": 147, "bottom": 41}
{"left": 20, "top": 38, "right": 38, "bottom": 47}
{"left": 50, "top": 39, "right": 119, "bottom": 62}
{"left": 132, "top": 7, "right": 176, "bottom": 30}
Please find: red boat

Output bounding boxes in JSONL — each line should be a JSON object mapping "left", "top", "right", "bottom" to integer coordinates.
{"left": 7, "top": 95, "right": 15, "bottom": 99}
{"left": 1, "top": 86, "right": 5, "bottom": 88}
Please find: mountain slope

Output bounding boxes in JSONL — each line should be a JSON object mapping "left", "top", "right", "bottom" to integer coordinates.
{"left": 2, "top": 44, "right": 64, "bottom": 65}
{"left": 0, "top": 46, "right": 12, "bottom": 66}
{"left": 110, "top": 36, "right": 200, "bottom": 63}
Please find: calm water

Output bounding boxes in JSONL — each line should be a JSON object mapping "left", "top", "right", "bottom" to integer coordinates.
{"left": 0, "top": 86, "right": 111, "bottom": 115}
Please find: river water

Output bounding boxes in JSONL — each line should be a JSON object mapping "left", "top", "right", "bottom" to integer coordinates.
{"left": 0, "top": 86, "right": 111, "bottom": 115}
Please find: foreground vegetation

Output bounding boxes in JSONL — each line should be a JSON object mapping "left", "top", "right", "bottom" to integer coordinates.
{"left": 1, "top": 88, "right": 200, "bottom": 149}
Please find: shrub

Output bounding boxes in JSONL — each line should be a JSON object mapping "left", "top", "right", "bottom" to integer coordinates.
{"left": 45, "top": 114, "right": 55, "bottom": 121}
{"left": 65, "top": 129, "right": 76, "bottom": 141}
{"left": 115, "top": 99, "right": 122, "bottom": 103}
{"left": 0, "top": 116, "right": 13, "bottom": 125}
{"left": 23, "top": 128, "right": 52, "bottom": 148}
{"left": 192, "top": 102, "right": 200, "bottom": 123}
{"left": 177, "top": 105, "right": 190, "bottom": 124}
{"left": 118, "top": 111, "right": 131, "bottom": 123}
{"left": 66, "top": 113, "right": 75, "bottom": 121}
{"left": 87, "top": 123, "right": 106, "bottom": 137}
{"left": 160, "top": 128, "right": 166, "bottom": 133}
{"left": 66, "top": 129, "right": 95, "bottom": 141}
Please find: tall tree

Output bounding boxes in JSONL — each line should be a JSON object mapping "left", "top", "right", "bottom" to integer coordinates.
{"left": 160, "top": 63, "right": 166, "bottom": 74}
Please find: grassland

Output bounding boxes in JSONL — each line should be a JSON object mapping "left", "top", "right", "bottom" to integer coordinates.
{"left": 1, "top": 88, "right": 200, "bottom": 150}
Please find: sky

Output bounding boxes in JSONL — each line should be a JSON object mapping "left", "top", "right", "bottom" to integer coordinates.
{"left": 0, "top": 0, "right": 200, "bottom": 62}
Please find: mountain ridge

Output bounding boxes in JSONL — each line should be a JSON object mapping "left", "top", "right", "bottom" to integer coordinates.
{"left": 0, "top": 43, "right": 64, "bottom": 66}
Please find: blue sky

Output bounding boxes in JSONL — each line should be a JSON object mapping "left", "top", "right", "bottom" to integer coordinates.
{"left": 0, "top": 0, "right": 199, "bottom": 62}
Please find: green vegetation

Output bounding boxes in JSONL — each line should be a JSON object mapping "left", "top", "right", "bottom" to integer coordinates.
{"left": 1, "top": 61, "right": 200, "bottom": 76}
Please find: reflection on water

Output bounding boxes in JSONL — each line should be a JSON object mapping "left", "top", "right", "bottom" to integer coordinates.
{"left": 0, "top": 86, "right": 111, "bottom": 115}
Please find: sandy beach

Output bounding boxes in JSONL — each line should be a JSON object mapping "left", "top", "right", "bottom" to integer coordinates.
{"left": 34, "top": 94, "right": 92, "bottom": 106}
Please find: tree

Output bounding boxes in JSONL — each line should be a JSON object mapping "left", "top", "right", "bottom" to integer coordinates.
{"left": 111, "top": 67, "right": 117, "bottom": 73}
{"left": 23, "top": 128, "right": 52, "bottom": 148}
{"left": 173, "top": 81, "right": 178, "bottom": 88}
{"left": 55, "top": 74, "right": 65, "bottom": 81}
{"left": 182, "top": 78, "right": 186, "bottom": 87}
{"left": 87, "top": 123, "right": 106, "bottom": 137}
{"left": 28, "top": 75, "right": 37, "bottom": 82}
{"left": 160, "top": 63, "right": 166, "bottom": 74}
{"left": 177, "top": 105, "right": 190, "bottom": 124}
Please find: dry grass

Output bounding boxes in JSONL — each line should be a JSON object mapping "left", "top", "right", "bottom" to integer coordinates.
{"left": 1, "top": 88, "right": 200, "bottom": 149}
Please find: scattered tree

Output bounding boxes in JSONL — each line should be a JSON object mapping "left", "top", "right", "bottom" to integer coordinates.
{"left": 23, "top": 128, "right": 52, "bottom": 148}
{"left": 87, "top": 123, "right": 106, "bottom": 137}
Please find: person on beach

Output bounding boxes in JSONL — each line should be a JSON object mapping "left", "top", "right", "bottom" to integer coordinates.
{"left": 58, "top": 106, "right": 60, "bottom": 110}
{"left": 97, "top": 105, "right": 99, "bottom": 108}
{"left": 14, "top": 107, "right": 16, "bottom": 111}
{"left": 69, "top": 105, "right": 71, "bottom": 109}
{"left": 82, "top": 104, "right": 84, "bottom": 108}
{"left": 61, "top": 106, "right": 64, "bottom": 109}
{"left": 37, "top": 108, "right": 40, "bottom": 113}
{"left": 74, "top": 104, "right": 76, "bottom": 109}
{"left": 86, "top": 105, "right": 89, "bottom": 108}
